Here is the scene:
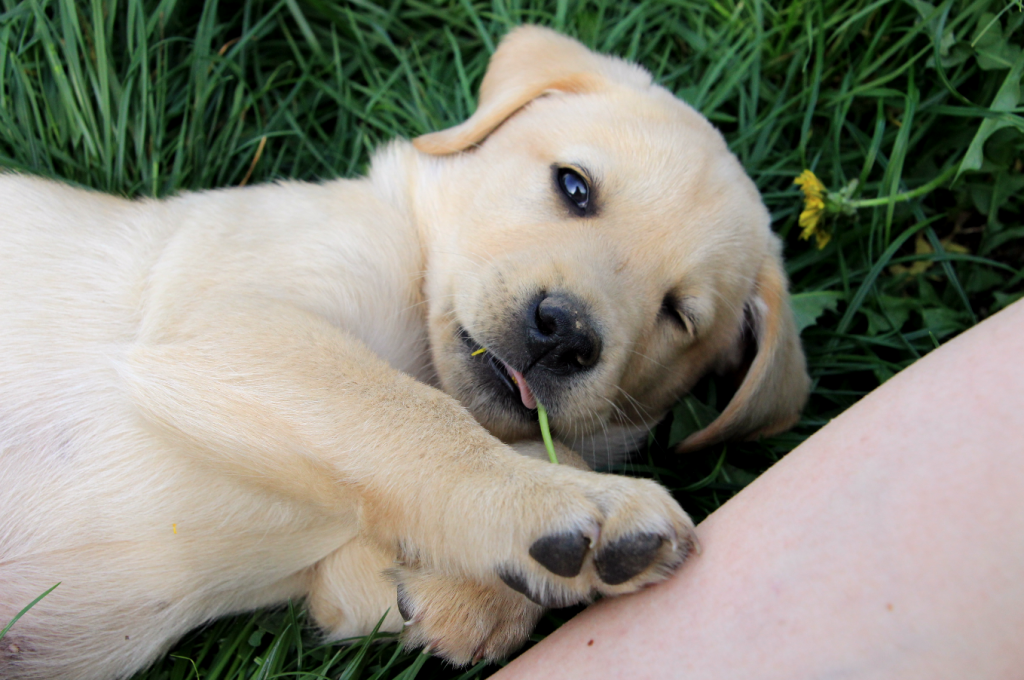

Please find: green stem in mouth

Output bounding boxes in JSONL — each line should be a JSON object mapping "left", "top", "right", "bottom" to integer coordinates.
{"left": 476, "top": 345, "right": 556, "bottom": 463}
{"left": 537, "top": 402, "right": 558, "bottom": 464}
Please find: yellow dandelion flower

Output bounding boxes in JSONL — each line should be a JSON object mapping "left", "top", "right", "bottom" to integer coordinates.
{"left": 794, "top": 170, "right": 831, "bottom": 250}
{"left": 788, "top": 166, "right": 957, "bottom": 251}
{"left": 794, "top": 169, "right": 826, "bottom": 199}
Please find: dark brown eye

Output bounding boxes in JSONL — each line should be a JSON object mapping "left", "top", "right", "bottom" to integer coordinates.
{"left": 660, "top": 294, "right": 695, "bottom": 335}
{"left": 557, "top": 168, "right": 589, "bottom": 212}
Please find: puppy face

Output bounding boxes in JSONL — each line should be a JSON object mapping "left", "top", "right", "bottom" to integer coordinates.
{"left": 416, "top": 27, "right": 808, "bottom": 456}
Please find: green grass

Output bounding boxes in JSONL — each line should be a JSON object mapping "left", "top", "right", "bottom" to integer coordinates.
{"left": 1, "top": 0, "right": 1022, "bottom": 677}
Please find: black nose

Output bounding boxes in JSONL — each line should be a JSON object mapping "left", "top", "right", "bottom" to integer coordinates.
{"left": 525, "top": 293, "right": 602, "bottom": 374}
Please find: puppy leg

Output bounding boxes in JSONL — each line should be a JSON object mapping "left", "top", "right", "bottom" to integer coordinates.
{"left": 507, "top": 439, "right": 592, "bottom": 470}
{"left": 306, "top": 540, "right": 405, "bottom": 640}
{"left": 372, "top": 440, "right": 584, "bottom": 663}
{"left": 124, "top": 302, "right": 697, "bottom": 663}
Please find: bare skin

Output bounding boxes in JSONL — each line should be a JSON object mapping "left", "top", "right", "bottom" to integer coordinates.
{"left": 496, "top": 298, "right": 1024, "bottom": 680}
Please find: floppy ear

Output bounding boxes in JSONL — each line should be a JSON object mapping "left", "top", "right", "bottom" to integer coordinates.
{"left": 413, "top": 25, "right": 651, "bottom": 155}
{"left": 676, "top": 253, "right": 810, "bottom": 453}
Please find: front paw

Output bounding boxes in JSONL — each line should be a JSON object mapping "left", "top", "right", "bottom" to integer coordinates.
{"left": 493, "top": 471, "right": 698, "bottom": 608}
{"left": 394, "top": 467, "right": 697, "bottom": 664}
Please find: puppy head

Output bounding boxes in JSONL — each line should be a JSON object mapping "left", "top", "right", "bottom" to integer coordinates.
{"left": 413, "top": 26, "right": 809, "bottom": 457}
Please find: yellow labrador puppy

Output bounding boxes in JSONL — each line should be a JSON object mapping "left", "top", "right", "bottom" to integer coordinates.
{"left": 0, "top": 26, "right": 808, "bottom": 680}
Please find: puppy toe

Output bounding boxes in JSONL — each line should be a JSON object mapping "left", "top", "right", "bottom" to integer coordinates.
{"left": 395, "top": 583, "right": 416, "bottom": 622}
{"left": 528, "top": 531, "right": 590, "bottom": 577}
{"left": 396, "top": 567, "right": 543, "bottom": 666}
{"left": 580, "top": 476, "right": 698, "bottom": 592}
{"left": 497, "top": 566, "right": 585, "bottom": 608}
{"left": 471, "top": 609, "right": 539, "bottom": 663}
{"left": 594, "top": 532, "right": 664, "bottom": 585}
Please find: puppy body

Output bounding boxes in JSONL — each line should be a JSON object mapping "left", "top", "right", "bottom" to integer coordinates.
{"left": 0, "top": 167, "right": 405, "bottom": 676}
{"left": 0, "top": 27, "right": 808, "bottom": 680}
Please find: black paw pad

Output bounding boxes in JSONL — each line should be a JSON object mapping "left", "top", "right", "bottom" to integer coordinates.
{"left": 396, "top": 583, "right": 414, "bottom": 621}
{"left": 529, "top": 531, "right": 589, "bottom": 577}
{"left": 498, "top": 568, "right": 545, "bottom": 606}
{"left": 498, "top": 567, "right": 575, "bottom": 608}
{"left": 594, "top": 533, "right": 664, "bottom": 585}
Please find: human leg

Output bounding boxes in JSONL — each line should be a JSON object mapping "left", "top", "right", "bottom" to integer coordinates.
{"left": 496, "top": 299, "right": 1024, "bottom": 680}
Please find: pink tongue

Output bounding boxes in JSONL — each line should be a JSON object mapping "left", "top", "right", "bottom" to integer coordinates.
{"left": 505, "top": 364, "right": 537, "bottom": 410}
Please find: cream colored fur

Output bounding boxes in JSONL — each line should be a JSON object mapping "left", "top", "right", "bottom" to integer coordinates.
{"left": 0, "top": 26, "right": 809, "bottom": 679}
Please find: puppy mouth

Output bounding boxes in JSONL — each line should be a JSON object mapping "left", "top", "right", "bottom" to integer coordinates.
{"left": 458, "top": 327, "right": 537, "bottom": 411}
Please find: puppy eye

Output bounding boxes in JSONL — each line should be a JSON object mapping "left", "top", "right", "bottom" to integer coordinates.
{"left": 557, "top": 168, "right": 590, "bottom": 211}
{"left": 661, "top": 294, "right": 695, "bottom": 335}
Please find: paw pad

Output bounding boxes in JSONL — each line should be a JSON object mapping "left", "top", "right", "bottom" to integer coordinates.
{"left": 528, "top": 531, "right": 589, "bottom": 577}
{"left": 497, "top": 568, "right": 548, "bottom": 606}
{"left": 396, "top": 583, "right": 415, "bottom": 621}
{"left": 594, "top": 532, "right": 664, "bottom": 585}
{"left": 498, "top": 567, "right": 580, "bottom": 608}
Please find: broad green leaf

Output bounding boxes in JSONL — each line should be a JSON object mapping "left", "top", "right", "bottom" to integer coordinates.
{"left": 670, "top": 395, "right": 721, "bottom": 445}
{"left": 921, "top": 307, "right": 968, "bottom": 339}
{"left": 977, "top": 42, "right": 1022, "bottom": 71}
{"left": 956, "top": 50, "right": 1024, "bottom": 179}
{"left": 863, "top": 295, "right": 916, "bottom": 336}
{"left": 971, "top": 12, "right": 1002, "bottom": 47}
{"left": 964, "top": 268, "right": 1005, "bottom": 294}
{"left": 994, "top": 291, "right": 1024, "bottom": 312}
{"left": 791, "top": 290, "right": 844, "bottom": 333}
